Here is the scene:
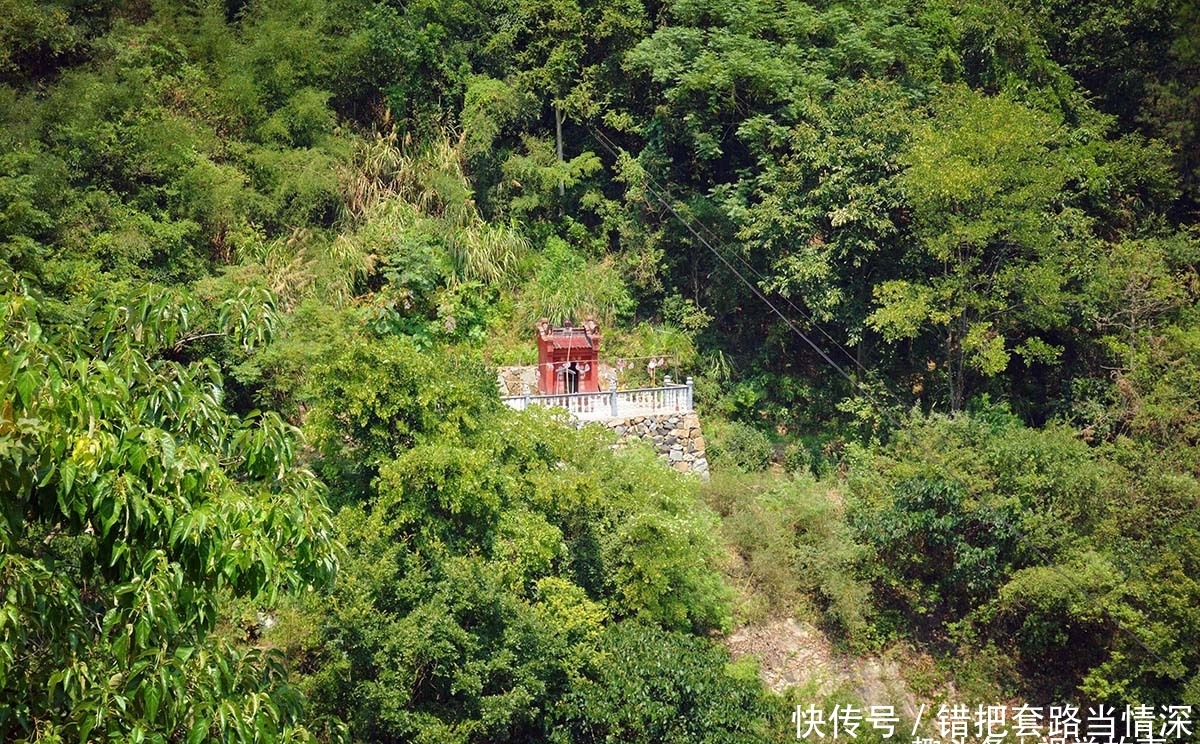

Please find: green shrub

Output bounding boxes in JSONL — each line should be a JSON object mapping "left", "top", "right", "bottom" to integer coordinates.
{"left": 555, "top": 623, "right": 776, "bottom": 744}
{"left": 711, "top": 421, "right": 774, "bottom": 472}
{"left": 782, "top": 441, "right": 814, "bottom": 476}
{"left": 716, "top": 476, "right": 877, "bottom": 649}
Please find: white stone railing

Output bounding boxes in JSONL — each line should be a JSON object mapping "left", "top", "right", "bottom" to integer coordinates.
{"left": 501, "top": 377, "right": 694, "bottom": 422}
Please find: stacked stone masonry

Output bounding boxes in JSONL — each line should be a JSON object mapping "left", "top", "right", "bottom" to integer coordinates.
{"left": 598, "top": 411, "right": 709, "bottom": 478}
{"left": 500, "top": 366, "right": 709, "bottom": 477}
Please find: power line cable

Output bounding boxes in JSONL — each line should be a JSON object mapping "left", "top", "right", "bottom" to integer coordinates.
{"left": 585, "top": 123, "right": 1171, "bottom": 672}
{"left": 588, "top": 125, "right": 880, "bottom": 383}
{"left": 587, "top": 125, "right": 877, "bottom": 402}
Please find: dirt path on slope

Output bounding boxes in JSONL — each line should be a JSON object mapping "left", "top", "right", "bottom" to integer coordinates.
{"left": 727, "top": 617, "right": 924, "bottom": 718}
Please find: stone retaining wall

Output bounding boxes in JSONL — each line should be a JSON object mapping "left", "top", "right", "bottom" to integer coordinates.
{"left": 599, "top": 411, "right": 709, "bottom": 478}
{"left": 498, "top": 366, "right": 709, "bottom": 477}
{"left": 497, "top": 365, "right": 539, "bottom": 396}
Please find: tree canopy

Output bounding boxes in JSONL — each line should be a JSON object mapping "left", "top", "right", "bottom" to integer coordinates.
{"left": 2, "top": 0, "right": 1199, "bottom": 740}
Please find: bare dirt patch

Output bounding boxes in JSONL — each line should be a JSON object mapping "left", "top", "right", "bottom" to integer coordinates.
{"left": 727, "top": 618, "right": 923, "bottom": 718}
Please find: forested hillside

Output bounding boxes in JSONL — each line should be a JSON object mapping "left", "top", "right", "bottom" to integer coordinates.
{"left": 2, "top": 0, "right": 1198, "bottom": 741}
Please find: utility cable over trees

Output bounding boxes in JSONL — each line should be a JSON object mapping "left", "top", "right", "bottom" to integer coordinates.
{"left": 2, "top": 0, "right": 1199, "bottom": 739}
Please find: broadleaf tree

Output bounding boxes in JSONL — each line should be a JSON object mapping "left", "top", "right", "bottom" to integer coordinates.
{"left": 0, "top": 269, "right": 340, "bottom": 743}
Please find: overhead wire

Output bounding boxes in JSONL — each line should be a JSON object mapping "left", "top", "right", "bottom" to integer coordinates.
{"left": 587, "top": 125, "right": 889, "bottom": 411}
{"left": 588, "top": 126, "right": 880, "bottom": 381}
{"left": 584, "top": 123, "right": 1171, "bottom": 673}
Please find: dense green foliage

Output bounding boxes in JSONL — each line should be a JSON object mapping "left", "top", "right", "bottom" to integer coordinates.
{"left": 3, "top": 0, "right": 1199, "bottom": 740}
{"left": 847, "top": 407, "right": 1200, "bottom": 706}
{"left": 291, "top": 334, "right": 749, "bottom": 741}
{"left": 0, "top": 271, "right": 339, "bottom": 741}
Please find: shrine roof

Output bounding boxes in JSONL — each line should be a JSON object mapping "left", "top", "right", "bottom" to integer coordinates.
{"left": 548, "top": 333, "right": 595, "bottom": 351}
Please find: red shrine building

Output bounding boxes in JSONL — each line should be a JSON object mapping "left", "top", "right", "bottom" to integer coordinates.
{"left": 536, "top": 316, "right": 602, "bottom": 394}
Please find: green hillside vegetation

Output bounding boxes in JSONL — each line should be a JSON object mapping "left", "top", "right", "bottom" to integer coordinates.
{"left": 2, "top": 0, "right": 1198, "bottom": 741}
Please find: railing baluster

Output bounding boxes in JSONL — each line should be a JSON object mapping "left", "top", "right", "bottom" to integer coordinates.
{"left": 501, "top": 383, "right": 695, "bottom": 419}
